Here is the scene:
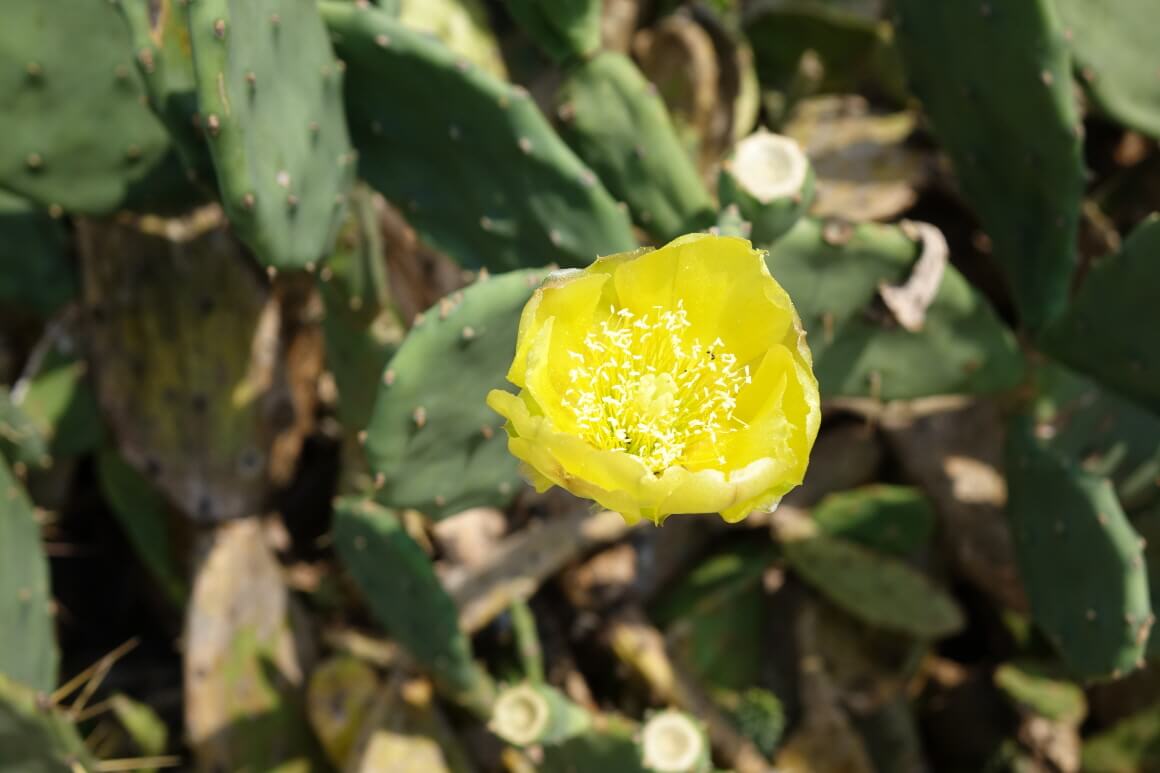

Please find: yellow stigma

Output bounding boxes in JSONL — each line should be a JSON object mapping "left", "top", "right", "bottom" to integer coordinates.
{"left": 560, "top": 300, "right": 751, "bottom": 473}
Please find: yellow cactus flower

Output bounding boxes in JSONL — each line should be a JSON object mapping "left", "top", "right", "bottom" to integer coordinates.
{"left": 486, "top": 233, "right": 820, "bottom": 525}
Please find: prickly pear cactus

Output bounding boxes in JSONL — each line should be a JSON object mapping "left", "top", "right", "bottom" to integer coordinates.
{"left": 0, "top": 0, "right": 185, "bottom": 214}
{"left": 893, "top": 0, "right": 1084, "bottom": 331}
{"left": 0, "top": 388, "right": 50, "bottom": 471}
{"left": 783, "top": 533, "right": 965, "bottom": 639}
{"left": 0, "top": 190, "right": 73, "bottom": 317}
{"left": 1040, "top": 215, "right": 1160, "bottom": 417}
{"left": 0, "top": 458, "right": 56, "bottom": 694}
{"left": 1005, "top": 416, "right": 1153, "bottom": 679}
{"left": 320, "top": 1, "right": 637, "bottom": 272}
{"left": 1053, "top": 0, "right": 1160, "bottom": 139}
{"left": 0, "top": 674, "right": 95, "bottom": 773}
{"left": 554, "top": 51, "right": 717, "bottom": 242}
{"left": 766, "top": 218, "right": 1024, "bottom": 400}
{"left": 77, "top": 209, "right": 295, "bottom": 523}
{"left": 364, "top": 269, "right": 548, "bottom": 517}
{"left": 118, "top": 0, "right": 214, "bottom": 183}
{"left": 718, "top": 131, "right": 815, "bottom": 246}
{"left": 187, "top": 0, "right": 355, "bottom": 269}
{"left": 503, "top": 0, "right": 602, "bottom": 65}
{"left": 333, "top": 498, "right": 495, "bottom": 715}
{"left": 811, "top": 485, "right": 936, "bottom": 558}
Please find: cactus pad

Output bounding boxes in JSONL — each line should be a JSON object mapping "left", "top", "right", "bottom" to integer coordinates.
{"left": 783, "top": 534, "right": 965, "bottom": 638}
{"left": 503, "top": 0, "right": 602, "bottom": 65}
{"left": 321, "top": 1, "right": 637, "bottom": 272}
{"left": 812, "top": 485, "right": 936, "bottom": 558}
{"left": 1040, "top": 215, "right": 1160, "bottom": 418}
{"left": 1054, "top": 0, "right": 1160, "bottom": 139}
{"left": 364, "top": 269, "right": 548, "bottom": 518}
{"left": 187, "top": 0, "right": 355, "bottom": 269}
{"left": 0, "top": 675, "right": 94, "bottom": 773}
{"left": 0, "top": 388, "right": 50, "bottom": 471}
{"left": 0, "top": 458, "right": 56, "bottom": 693}
{"left": 333, "top": 498, "right": 494, "bottom": 715}
{"left": 554, "top": 51, "right": 717, "bottom": 242}
{"left": 0, "top": 190, "right": 73, "bottom": 317}
{"left": 766, "top": 218, "right": 1023, "bottom": 400}
{"left": 0, "top": 0, "right": 183, "bottom": 214}
{"left": 893, "top": 0, "right": 1084, "bottom": 330}
{"left": 1005, "top": 416, "right": 1153, "bottom": 679}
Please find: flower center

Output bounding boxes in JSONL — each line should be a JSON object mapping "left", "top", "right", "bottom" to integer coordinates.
{"left": 561, "top": 301, "right": 751, "bottom": 473}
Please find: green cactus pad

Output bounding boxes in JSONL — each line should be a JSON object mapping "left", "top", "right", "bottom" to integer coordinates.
{"left": 0, "top": 675, "right": 95, "bottom": 773}
{"left": 16, "top": 342, "right": 103, "bottom": 461}
{"left": 1082, "top": 699, "right": 1160, "bottom": 773}
{"left": 503, "top": 0, "right": 602, "bottom": 65}
{"left": 993, "top": 660, "right": 1087, "bottom": 724}
{"left": 187, "top": 0, "right": 355, "bottom": 269}
{"left": 0, "top": 191, "right": 73, "bottom": 317}
{"left": 783, "top": 534, "right": 965, "bottom": 639}
{"left": 321, "top": 1, "right": 637, "bottom": 272}
{"left": 718, "top": 131, "right": 815, "bottom": 246}
{"left": 1005, "top": 416, "right": 1153, "bottom": 679}
{"left": 1040, "top": 214, "right": 1160, "bottom": 418}
{"left": 364, "top": 268, "right": 548, "bottom": 518}
{"left": 1031, "top": 362, "right": 1160, "bottom": 513}
{"left": 766, "top": 217, "right": 1023, "bottom": 400}
{"left": 812, "top": 485, "right": 936, "bottom": 558}
{"left": 893, "top": 0, "right": 1084, "bottom": 331}
{"left": 0, "top": 0, "right": 185, "bottom": 214}
{"left": 118, "top": 0, "right": 215, "bottom": 185}
{"left": 554, "top": 51, "right": 717, "bottom": 242}
{"left": 97, "top": 449, "right": 186, "bottom": 605}
{"left": 541, "top": 715, "right": 646, "bottom": 773}
{"left": 650, "top": 542, "right": 776, "bottom": 692}
{"left": 0, "top": 458, "right": 56, "bottom": 693}
{"left": 0, "top": 388, "right": 50, "bottom": 471}
{"left": 333, "top": 498, "right": 494, "bottom": 715}
{"left": 1054, "top": 0, "right": 1160, "bottom": 139}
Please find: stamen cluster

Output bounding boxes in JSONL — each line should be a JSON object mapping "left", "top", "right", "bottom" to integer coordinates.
{"left": 560, "top": 300, "right": 751, "bottom": 473}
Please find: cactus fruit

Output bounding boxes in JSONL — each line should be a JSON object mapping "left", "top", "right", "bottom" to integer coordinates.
{"left": 333, "top": 498, "right": 495, "bottom": 716}
{"left": 811, "top": 485, "right": 936, "bottom": 558}
{"left": 1040, "top": 214, "right": 1160, "bottom": 418}
{"left": 0, "top": 0, "right": 185, "bottom": 214}
{"left": 766, "top": 217, "right": 1023, "bottom": 400}
{"left": 1053, "top": 0, "right": 1160, "bottom": 139}
{"left": 554, "top": 51, "right": 717, "bottom": 242}
{"left": 893, "top": 0, "right": 1084, "bottom": 331}
{"left": 782, "top": 533, "right": 965, "bottom": 639}
{"left": 320, "top": 1, "right": 637, "bottom": 272}
{"left": 503, "top": 0, "right": 602, "bottom": 65}
{"left": 1005, "top": 416, "right": 1153, "bottom": 679}
{"left": 639, "top": 710, "right": 711, "bottom": 773}
{"left": 0, "top": 674, "right": 95, "bottom": 773}
{"left": 305, "top": 656, "right": 381, "bottom": 767}
{"left": 0, "top": 457, "right": 56, "bottom": 694}
{"left": 364, "top": 268, "right": 548, "bottom": 518}
{"left": 490, "top": 682, "right": 591, "bottom": 747}
{"left": 186, "top": 0, "right": 355, "bottom": 270}
{"left": 0, "top": 190, "right": 73, "bottom": 318}
{"left": 718, "top": 131, "right": 814, "bottom": 246}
